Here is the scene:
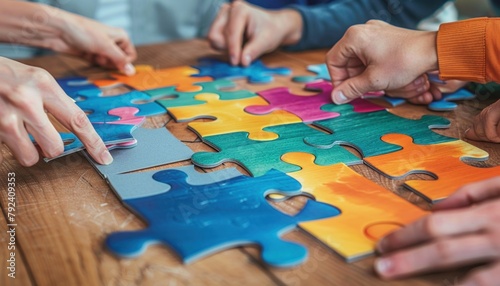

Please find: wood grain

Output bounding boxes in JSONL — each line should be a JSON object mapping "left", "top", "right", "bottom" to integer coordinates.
{"left": 0, "top": 39, "right": 497, "bottom": 285}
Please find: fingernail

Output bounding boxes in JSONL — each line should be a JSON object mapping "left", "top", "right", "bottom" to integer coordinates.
{"left": 414, "top": 77, "right": 424, "bottom": 86}
{"left": 101, "top": 150, "right": 113, "bottom": 165}
{"left": 124, "top": 63, "right": 136, "bottom": 76}
{"left": 417, "top": 86, "right": 426, "bottom": 93}
{"left": 243, "top": 54, "right": 252, "bottom": 66}
{"left": 332, "top": 91, "right": 348, "bottom": 104}
{"left": 375, "top": 258, "right": 393, "bottom": 276}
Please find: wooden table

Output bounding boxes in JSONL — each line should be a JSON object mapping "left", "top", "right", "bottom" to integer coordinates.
{"left": 1, "top": 40, "right": 499, "bottom": 286}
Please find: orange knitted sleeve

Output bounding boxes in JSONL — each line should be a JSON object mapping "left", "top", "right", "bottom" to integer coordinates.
{"left": 437, "top": 17, "right": 500, "bottom": 83}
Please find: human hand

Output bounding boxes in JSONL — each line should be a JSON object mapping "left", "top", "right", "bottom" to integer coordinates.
{"left": 465, "top": 99, "right": 500, "bottom": 143}
{"left": 0, "top": 57, "right": 112, "bottom": 166}
{"left": 326, "top": 20, "right": 438, "bottom": 104}
{"left": 375, "top": 177, "right": 500, "bottom": 285}
{"left": 386, "top": 74, "right": 442, "bottom": 105}
{"left": 0, "top": 2, "right": 136, "bottom": 75}
{"left": 208, "top": 1, "right": 302, "bottom": 66}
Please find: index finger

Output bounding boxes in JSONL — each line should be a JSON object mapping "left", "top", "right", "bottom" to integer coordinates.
{"left": 42, "top": 79, "right": 113, "bottom": 165}
{"left": 434, "top": 177, "right": 500, "bottom": 211}
{"left": 225, "top": 2, "right": 249, "bottom": 65}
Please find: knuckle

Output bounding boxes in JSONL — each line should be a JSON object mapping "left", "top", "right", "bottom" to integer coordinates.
{"left": 433, "top": 239, "right": 454, "bottom": 263}
{"left": 70, "top": 110, "right": 91, "bottom": 132}
{"left": 0, "top": 113, "right": 19, "bottom": 134}
{"left": 421, "top": 216, "right": 440, "bottom": 238}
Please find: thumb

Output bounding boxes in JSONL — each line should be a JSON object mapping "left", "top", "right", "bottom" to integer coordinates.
{"left": 331, "top": 72, "right": 375, "bottom": 104}
{"left": 100, "top": 40, "right": 135, "bottom": 76}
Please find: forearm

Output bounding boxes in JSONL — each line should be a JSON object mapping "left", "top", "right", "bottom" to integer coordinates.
{"left": 0, "top": 1, "right": 68, "bottom": 49}
{"left": 288, "top": 0, "right": 448, "bottom": 51}
{"left": 438, "top": 18, "right": 500, "bottom": 83}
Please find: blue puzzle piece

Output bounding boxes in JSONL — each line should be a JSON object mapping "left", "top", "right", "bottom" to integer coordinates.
{"left": 32, "top": 123, "right": 136, "bottom": 161}
{"left": 428, "top": 88, "right": 475, "bottom": 111}
{"left": 292, "top": 64, "right": 330, "bottom": 83}
{"left": 192, "top": 123, "right": 361, "bottom": 177}
{"left": 105, "top": 169, "right": 340, "bottom": 267}
{"left": 56, "top": 76, "right": 100, "bottom": 100}
{"left": 192, "top": 58, "right": 291, "bottom": 84}
{"left": 306, "top": 104, "right": 456, "bottom": 157}
{"left": 76, "top": 90, "right": 166, "bottom": 122}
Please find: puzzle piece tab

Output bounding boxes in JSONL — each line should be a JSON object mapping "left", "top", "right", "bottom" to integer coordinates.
{"left": 364, "top": 134, "right": 500, "bottom": 202}
{"left": 56, "top": 76, "right": 100, "bottom": 99}
{"left": 85, "top": 127, "right": 194, "bottom": 178}
{"left": 145, "top": 79, "right": 256, "bottom": 110}
{"left": 168, "top": 94, "right": 301, "bottom": 140}
{"left": 280, "top": 152, "right": 428, "bottom": 261}
{"left": 193, "top": 58, "right": 291, "bottom": 84}
{"left": 92, "top": 65, "right": 212, "bottom": 92}
{"left": 292, "top": 64, "right": 330, "bottom": 83}
{"left": 76, "top": 90, "right": 166, "bottom": 122}
{"left": 105, "top": 169, "right": 340, "bottom": 267}
{"left": 192, "top": 123, "right": 362, "bottom": 177}
{"left": 305, "top": 104, "right": 455, "bottom": 157}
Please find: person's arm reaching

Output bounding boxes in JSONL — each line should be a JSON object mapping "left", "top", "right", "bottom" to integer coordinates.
{"left": 0, "top": 1, "right": 137, "bottom": 75}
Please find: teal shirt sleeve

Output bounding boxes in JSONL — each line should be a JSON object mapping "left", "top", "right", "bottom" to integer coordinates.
{"left": 287, "top": 0, "right": 450, "bottom": 50}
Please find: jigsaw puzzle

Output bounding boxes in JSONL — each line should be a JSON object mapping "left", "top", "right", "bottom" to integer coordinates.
{"left": 292, "top": 64, "right": 331, "bottom": 83}
{"left": 85, "top": 127, "right": 194, "bottom": 178}
{"left": 278, "top": 152, "right": 428, "bottom": 261}
{"left": 364, "top": 134, "right": 500, "bottom": 202}
{"left": 76, "top": 90, "right": 166, "bottom": 122}
{"left": 192, "top": 123, "right": 362, "bottom": 177}
{"left": 304, "top": 104, "right": 455, "bottom": 157}
{"left": 105, "top": 168, "right": 340, "bottom": 267}
{"left": 92, "top": 65, "right": 213, "bottom": 92}
{"left": 378, "top": 88, "right": 475, "bottom": 111}
{"left": 145, "top": 79, "right": 256, "bottom": 110}
{"left": 168, "top": 94, "right": 301, "bottom": 140}
{"left": 192, "top": 58, "right": 291, "bottom": 84}
{"left": 99, "top": 107, "right": 146, "bottom": 126}
{"left": 246, "top": 80, "right": 384, "bottom": 122}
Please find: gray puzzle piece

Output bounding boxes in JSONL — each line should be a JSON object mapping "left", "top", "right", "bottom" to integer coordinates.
{"left": 107, "top": 165, "right": 242, "bottom": 200}
{"left": 85, "top": 127, "right": 194, "bottom": 178}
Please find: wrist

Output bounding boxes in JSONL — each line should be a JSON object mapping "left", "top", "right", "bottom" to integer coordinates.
{"left": 275, "top": 9, "right": 303, "bottom": 46}
{"left": 419, "top": 31, "right": 439, "bottom": 72}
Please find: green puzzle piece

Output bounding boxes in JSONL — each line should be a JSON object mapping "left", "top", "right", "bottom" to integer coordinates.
{"left": 305, "top": 104, "right": 456, "bottom": 157}
{"left": 145, "top": 79, "right": 256, "bottom": 109}
{"left": 192, "top": 123, "right": 362, "bottom": 177}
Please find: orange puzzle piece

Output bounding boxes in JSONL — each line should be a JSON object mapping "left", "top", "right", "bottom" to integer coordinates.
{"left": 364, "top": 134, "right": 500, "bottom": 202}
{"left": 92, "top": 65, "right": 212, "bottom": 92}
{"left": 281, "top": 152, "right": 428, "bottom": 261}
{"left": 168, "top": 93, "right": 301, "bottom": 140}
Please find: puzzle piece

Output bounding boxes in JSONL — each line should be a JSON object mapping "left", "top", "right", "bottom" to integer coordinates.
{"left": 292, "top": 64, "right": 330, "bottom": 83}
{"left": 364, "top": 134, "right": 500, "bottom": 202}
{"left": 168, "top": 94, "right": 301, "bottom": 140}
{"left": 37, "top": 123, "right": 137, "bottom": 162}
{"left": 85, "top": 127, "right": 194, "bottom": 178}
{"left": 144, "top": 79, "right": 256, "bottom": 110}
{"left": 76, "top": 90, "right": 166, "bottom": 122}
{"left": 278, "top": 152, "right": 428, "bottom": 261}
{"left": 192, "top": 58, "right": 291, "bottom": 84}
{"left": 378, "top": 88, "right": 475, "bottom": 111}
{"left": 246, "top": 80, "right": 384, "bottom": 122}
{"left": 192, "top": 123, "right": 362, "bottom": 177}
{"left": 56, "top": 76, "right": 100, "bottom": 99}
{"left": 99, "top": 107, "right": 146, "bottom": 126}
{"left": 305, "top": 104, "right": 455, "bottom": 157}
{"left": 92, "top": 65, "right": 212, "bottom": 92}
{"left": 105, "top": 169, "right": 340, "bottom": 267}
{"left": 107, "top": 165, "right": 242, "bottom": 200}
{"left": 428, "top": 88, "right": 475, "bottom": 111}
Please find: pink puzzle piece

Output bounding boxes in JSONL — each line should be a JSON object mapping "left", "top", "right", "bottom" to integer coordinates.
{"left": 95, "top": 107, "right": 146, "bottom": 149}
{"left": 246, "top": 80, "right": 383, "bottom": 123}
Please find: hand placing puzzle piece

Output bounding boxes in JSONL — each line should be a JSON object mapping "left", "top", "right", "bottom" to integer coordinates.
{"left": 105, "top": 168, "right": 340, "bottom": 267}
{"left": 192, "top": 58, "right": 291, "bottom": 84}
{"left": 364, "top": 134, "right": 500, "bottom": 202}
{"left": 292, "top": 64, "right": 331, "bottom": 83}
{"left": 377, "top": 88, "right": 475, "bottom": 111}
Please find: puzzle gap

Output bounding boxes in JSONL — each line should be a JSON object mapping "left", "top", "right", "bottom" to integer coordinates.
{"left": 267, "top": 195, "right": 312, "bottom": 216}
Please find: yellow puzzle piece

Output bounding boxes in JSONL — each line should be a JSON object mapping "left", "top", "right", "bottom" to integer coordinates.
{"left": 92, "top": 65, "right": 212, "bottom": 92}
{"left": 168, "top": 93, "right": 301, "bottom": 140}
{"left": 364, "top": 134, "right": 499, "bottom": 202}
{"left": 281, "top": 152, "right": 428, "bottom": 261}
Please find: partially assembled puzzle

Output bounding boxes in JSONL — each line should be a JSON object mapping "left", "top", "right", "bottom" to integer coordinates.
{"left": 48, "top": 57, "right": 498, "bottom": 266}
